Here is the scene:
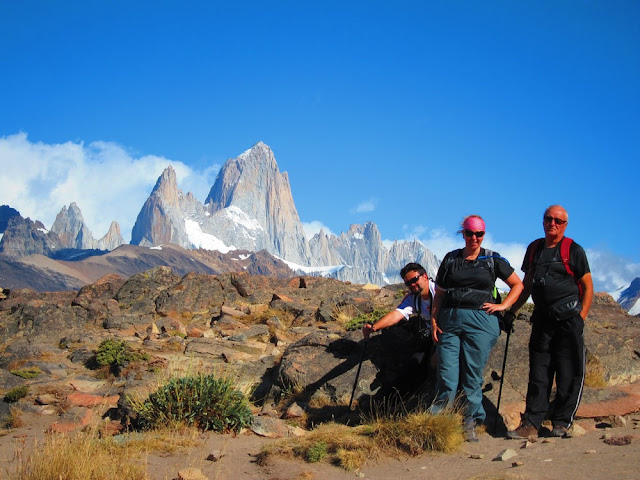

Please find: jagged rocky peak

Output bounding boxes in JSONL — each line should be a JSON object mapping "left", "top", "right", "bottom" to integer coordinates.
{"left": 49, "top": 202, "right": 124, "bottom": 251}
{"left": 0, "top": 205, "right": 21, "bottom": 233}
{"left": 97, "top": 221, "right": 125, "bottom": 251}
{"left": 151, "top": 165, "right": 181, "bottom": 209}
{"left": 130, "top": 165, "right": 187, "bottom": 247}
{"left": 205, "top": 141, "right": 311, "bottom": 265}
{"left": 618, "top": 278, "right": 640, "bottom": 315}
{"left": 0, "top": 214, "right": 63, "bottom": 258}
{"left": 51, "top": 202, "right": 95, "bottom": 249}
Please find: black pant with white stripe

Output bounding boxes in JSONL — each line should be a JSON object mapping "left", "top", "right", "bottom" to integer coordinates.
{"left": 522, "top": 310, "right": 585, "bottom": 430}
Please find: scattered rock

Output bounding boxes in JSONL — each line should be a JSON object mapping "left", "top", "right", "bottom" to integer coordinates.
{"left": 585, "top": 449, "right": 597, "bottom": 454}
{"left": 250, "top": 416, "right": 292, "bottom": 438}
{"left": 178, "top": 467, "right": 208, "bottom": 480}
{"left": 603, "top": 435, "right": 634, "bottom": 446}
{"left": 284, "top": 402, "right": 306, "bottom": 419}
{"left": 611, "top": 414, "right": 627, "bottom": 428}
{"left": 512, "top": 461, "right": 524, "bottom": 467}
{"left": 570, "top": 422, "right": 587, "bottom": 437}
{"left": 493, "top": 449, "right": 518, "bottom": 461}
{"left": 206, "top": 449, "right": 224, "bottom": 462}
{"left": 470, "top": 454, "right": 484, "bottom": 459}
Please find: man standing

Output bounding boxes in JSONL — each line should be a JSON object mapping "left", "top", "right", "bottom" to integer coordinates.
{"left": 507, "top": 205, "right": 593, "bottom": 439}
{"left": 362, "top": 263, "right": 436, "bottom": 393}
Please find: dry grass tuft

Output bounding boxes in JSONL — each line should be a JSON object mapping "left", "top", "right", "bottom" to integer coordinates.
{"left": 258, "top": 423, "right": 372, "bottom": 471}
{"left": 331, "top": 303, "right": 361, "bottom": 325}
{"left": 10, "top": 431, "right": 148, "bottom": 480}
{"left": 371, "top": 410, "right": 464, "bottom": 454}
{"left": 9, "top": 424, "right": 203, "bottom": 480}
{"left": 5, "top": 407, "right": 25, "bottom": 429}
{"left": 584, "top": 353, "right": 608, "bottom": 388}
{"left": 259, "top": 407, "right": 464, "bottom": 471}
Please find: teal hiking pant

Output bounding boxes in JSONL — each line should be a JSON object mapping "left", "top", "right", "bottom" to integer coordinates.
{"left": 431, "top": 307, "right": 499, "bottom": 424}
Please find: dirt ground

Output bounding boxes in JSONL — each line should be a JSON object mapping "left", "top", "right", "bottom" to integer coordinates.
{"left": 2, "top": 414, "right": 639, "bottom": 480}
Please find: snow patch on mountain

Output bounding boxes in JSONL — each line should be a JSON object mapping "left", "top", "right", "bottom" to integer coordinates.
{"left": 279, "top": 257, "right": 345, "bottom": 276}
{"left": 185, "top": 219, "right": 234, "bottom": 253}
{"left": 222, "top": 206, "right": 264, "bottom": 236}
{"left": 630, "top": 299, "right": 640, "bottom": 316}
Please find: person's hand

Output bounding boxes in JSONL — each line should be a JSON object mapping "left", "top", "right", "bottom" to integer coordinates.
{"left": 498, "top": 311, "right": 516, "bottom": 333}
{"left": 483, "top": 302, "right": 508, "bottom": 314}
{"left": 431, "top": 320, "right": 442, "bottom": 343}
{"left": 362, "top": 323, "right": 374, "bottom": 339}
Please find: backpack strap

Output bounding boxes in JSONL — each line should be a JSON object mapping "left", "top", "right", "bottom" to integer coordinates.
{"left": 529, "top": 237, "right": 583, "bottom": 300}
{"left": 560, "top": 237, "right": 583, "bottom": 299}
{"left": 528, "top": 238, "right": 545, "bottom": 272}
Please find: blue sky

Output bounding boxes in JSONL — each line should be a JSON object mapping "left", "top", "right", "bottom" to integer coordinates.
{"left": 0, "top": 1, "right": 638, "bottom": 291}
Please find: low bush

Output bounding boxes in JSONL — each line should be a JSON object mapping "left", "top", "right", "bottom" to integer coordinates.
{"left": 130, "top": 373, "right": 253, "bottom": 432}
{"left": 10, "top": 366, "right": 42, "bottom": 379}
{"left": 95, "top": 339, "right": 148, "bottom": 369}
{"left": 345, "top": 308, "right": 391, "bottom": 331}
{"left": 4, "top": 386, "right": 29, "bottom": 403}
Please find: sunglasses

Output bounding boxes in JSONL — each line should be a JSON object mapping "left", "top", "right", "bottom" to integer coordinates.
{"left": 404, "top": 275, "right": 422, "bottom": 287}
{"left": 464, "top": 230, "right": 485, "bottom": 238}
{"left": 543, "top": 215, "right": 567, "bottom": 225}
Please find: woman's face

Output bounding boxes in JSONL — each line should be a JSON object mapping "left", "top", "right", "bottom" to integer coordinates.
{"left": 463, "top": 228, "right": 485, "bottom": 250}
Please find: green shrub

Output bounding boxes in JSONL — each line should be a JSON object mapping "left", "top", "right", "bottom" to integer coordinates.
{"left": 4, "top": 386, "right": 29, "bottom": 403}
{"left": 345, "top": 308, "right": 391, "bottom": 331}
{"left": 95, "top": 339, "right": 148, "bottom": 368}
{"left": 10, "top": 367, "right": 42, "bottom": 379}
{"left": 130, "top": 374, "right": 253, "bottom": 433}
{"left": 305, "top": 441, "right": 328, "bottom": 462}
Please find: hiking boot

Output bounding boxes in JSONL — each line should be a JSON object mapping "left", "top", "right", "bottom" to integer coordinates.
{"left": 464, "top": 418, "right": 479, "bottom": 443}
{"left": 506, "top": 421, "right": 538, "bottom": 440}
{"left": 550, "top": 425, "right": 569, "bottom": 438}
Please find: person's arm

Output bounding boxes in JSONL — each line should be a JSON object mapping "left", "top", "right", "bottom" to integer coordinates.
{"left": 509, "top": 273, "right": 533, "bottom": 314}
{"left": 578, "top": 272, "right": 593, "bottom": 320}
{"left": 362, "top": 310, "right": 405, "bottom": 339}
{"left": 431, "top": 286, "right": 446, "bottom": 343}
{"left": 483, "top": 272, "right": 524, "bottom": 313}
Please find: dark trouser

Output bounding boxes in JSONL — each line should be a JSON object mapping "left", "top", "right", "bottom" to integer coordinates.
{"left": 523, "top": 310, "right": 585, "bottom": 429}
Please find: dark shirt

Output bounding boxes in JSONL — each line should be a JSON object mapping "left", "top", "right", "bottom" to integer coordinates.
{"left": 521, "top": 237, "right": 590, "bottom": 307}
{"left": 436, "top": 248, "right": 515, "bottom": 308}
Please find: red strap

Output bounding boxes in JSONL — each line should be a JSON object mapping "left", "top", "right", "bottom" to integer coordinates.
{"left": 529, "top": 237, "right": 583, "bottom": 299}
{"left": 560, "top": 237, "right": 583, "bottom": 299}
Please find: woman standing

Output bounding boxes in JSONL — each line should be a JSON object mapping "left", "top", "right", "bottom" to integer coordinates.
{"left": 430, "top": 215, "right": 523, "bottom": 442}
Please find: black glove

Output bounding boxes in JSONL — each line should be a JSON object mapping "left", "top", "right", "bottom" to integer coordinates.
{"left": 498, "top": 311, "right": 516, "bottom": 334}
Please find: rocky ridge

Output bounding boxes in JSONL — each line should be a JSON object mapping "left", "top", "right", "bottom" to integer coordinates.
{"left": 1, "top": 270, "right": 638, "bottom": 447}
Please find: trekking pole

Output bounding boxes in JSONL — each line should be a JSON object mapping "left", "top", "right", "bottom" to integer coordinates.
{"left": 348, "top": 339, "right": 368, "bottom": 411}
{"left": 494, "top": 330, "right": 511, "bottom": 432}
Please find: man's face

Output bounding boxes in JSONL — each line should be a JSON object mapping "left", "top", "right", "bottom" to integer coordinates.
{"left": 403, "top": 271, "right": 428, "bottom": 294}
{"left": 543, "top": 206, "right": 568, "bottom": 238}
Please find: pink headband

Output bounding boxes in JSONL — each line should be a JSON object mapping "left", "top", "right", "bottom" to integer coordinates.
{"left": 463, "top": 216, "right": 485, "bottom": 231}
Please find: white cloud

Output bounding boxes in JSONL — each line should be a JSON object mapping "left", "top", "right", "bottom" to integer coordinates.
{"left": 302, "top": 220, "right": 335, "bottom": 239}
{"left": 351, "top": 198, "right": 377, "bottom": 213}
{"left": 0, "top": 132, "right": 217, "bottom": 242}
{"left": 587, "top": 248, "right": 640, "bottom": 293}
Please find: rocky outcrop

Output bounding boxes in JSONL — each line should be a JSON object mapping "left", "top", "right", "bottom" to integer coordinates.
{"left": 0, "top": 268, "right": 639, "bottom": 439}
{"left": 0, "top": 215, "right": 63, "bottom": 258}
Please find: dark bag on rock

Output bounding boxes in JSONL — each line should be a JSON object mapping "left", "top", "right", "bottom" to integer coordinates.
{"left": 548, "top": 295, "right": 581, "bottom": 321}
